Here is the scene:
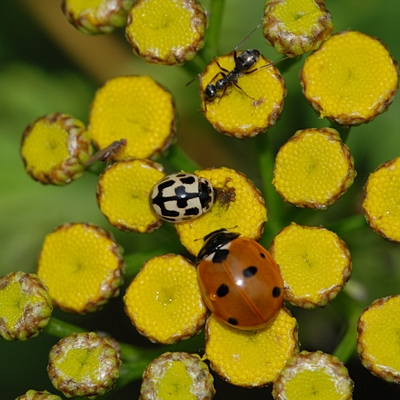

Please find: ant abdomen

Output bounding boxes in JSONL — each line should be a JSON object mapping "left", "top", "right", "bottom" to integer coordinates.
{"left": 235, "top": 49, "right": 260, "bottom": 72}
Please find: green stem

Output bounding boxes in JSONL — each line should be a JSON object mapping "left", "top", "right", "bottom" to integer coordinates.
{"left": 329, "top": 121, "right": 352, "bottom": 143}
{"left": 44, "top": 316, "right": 86, "bottom": 337}
{"left": 203, "top": 0, "right": 226, "bottom": 60}
{"left": 163, "top": 145, "right": 201, "bottom": 172}
{"left": 256, "top": 133, "right": 284, "bottom": 244}
{"left": 332, "top": 292, "right": 364, "bottom": 363}
{"left": 325, "top": 214, "right": 367, "bottom": 236}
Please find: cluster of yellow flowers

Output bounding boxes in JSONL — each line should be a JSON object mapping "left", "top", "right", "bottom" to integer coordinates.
{"left": 3, "top": 0, "right": 400, "bottom": 399}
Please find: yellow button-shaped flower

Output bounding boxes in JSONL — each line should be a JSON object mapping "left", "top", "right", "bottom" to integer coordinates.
{"left": 272, "top": 350, "right": 354, "bottom": 399}
{"left": 97, "top": 159, "right": 165, "bottom": 233}
{"left": 358, "top": 295, "right": 400, "bottom": 383}
{"left": 270, "top": 223, "right": 352, "bottom": 308}
{"left": 140, "top": 352, "right": 215, "bottom": 399}
{"left": 89, "top": 75, "right": 176, "bottom": 159}
{"left": 37, "top": 223, "right": 124, "bottom": 313}
{"left": 62, "top": 0, "right": 134, "bottom": 35}
{"left": 176, "top": 167, "right": 267, "bottom": 256}
{"left": 205, "top": 308, "right": 298, "bottom": 387}
{"left": 48, "top": 332, "right": 121, "bottom": 398}
{"left": 263, "top": 0, "right": 333, "bottom": 56}
{"left": 124, "top": 254, "right": 207, "bottom": 344}
{"left": 273, "top": 128, "right": 356, "bottom": 209}
{"left": 126, "top": 0, "right": 207, "bottom": 65}
{"left": 21, "top": 113, "right": 92, "bottom": 185}
{"left": 301, "top": 31, "right": 398, "bottom": 125}
{"left": 200, "top": 53, "right": 286, "bottom": 138}
{"left": 362, "top": 156, "right": 400, "bottom": 243}
{"left": 0, "top": 272, "right": 52, "bottom": 341}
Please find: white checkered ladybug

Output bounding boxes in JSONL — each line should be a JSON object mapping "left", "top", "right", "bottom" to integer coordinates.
{"left": 150, "top": 173, "right": 216, "bottom": 222}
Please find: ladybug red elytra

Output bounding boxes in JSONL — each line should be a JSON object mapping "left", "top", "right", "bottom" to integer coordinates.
{"left": 197, "top": 229, "right": 284, "bottom": 330}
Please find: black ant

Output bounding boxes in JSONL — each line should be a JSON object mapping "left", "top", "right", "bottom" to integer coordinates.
{"left": 202, "top": 23, "right": 287, "bottom": 106}
{"left": 204, "top": 48, "right": 263, "bottom": 103}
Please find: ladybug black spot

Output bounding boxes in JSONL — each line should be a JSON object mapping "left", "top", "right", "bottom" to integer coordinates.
{"left": 260, "top": 252, "right": 266, "bottom": 258}
{"left": 216, "top": 284, "right": 229, "bottom": 297}
{"left": 272, "top": 287, "right": 281, "bottom": 298}
{"left": 228, "top": 317, "right": 238, "bottom": 326}
{"left": 179, "top": 175, "right": 196, "bottom": 184}
{"left": 183, "top": 207, "right": 200, "bottom": 216}
{"left": 243, "top": 266, "right": 257, "bottom": 277}
{"left": 212, "top": 249, "right": 229, "bottom": 263}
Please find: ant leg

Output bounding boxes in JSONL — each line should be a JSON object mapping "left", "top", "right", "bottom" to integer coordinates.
{"left": 243, "top": 56, "right": 290, "bottom": 75}
{"left": 214, "top": 58, "right": 230, "bottom": 74}
{"left": 232, "top": 82, "right": 255, "bottom": 100}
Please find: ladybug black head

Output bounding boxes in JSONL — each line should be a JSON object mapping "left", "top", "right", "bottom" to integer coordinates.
{"left": 196, "top": 228, "right": 240, "bottom": 263}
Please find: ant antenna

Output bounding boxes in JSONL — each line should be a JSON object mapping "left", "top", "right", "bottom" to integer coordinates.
{"left": 234, "top": 21, "right": 262, "bottom": 51}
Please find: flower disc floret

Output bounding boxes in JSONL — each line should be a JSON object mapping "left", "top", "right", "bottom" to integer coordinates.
{"left": 200, "top": 53, "right": 286, "bottom": 138}
{"left": 37, "top": 223, "right": 124, "bottom": 313}
{"left": 263, "top": 0, "right": 333, "bottom": 56}
{"left": 357, "top": 295, "right": 400, "bottom": 383}
{"left": 47, "top": 332, "right": 121, "bottom": 398}
{"left": 272, "top": 350, "right": 354, "bottom": 399}
{"left": 0, "top": 272, "right": 52, "bottom": 341}
{"left": 270, "top": 223, "right": 352, "bottom": 308}
{"left": 176, "top": 167, "right": 267, "bottom": 256}
{"left": 126, "top": 0, "right": 207, "bottom": 65}
{"left": 273, "top": 128, "right": 356, "bottom": 209}
{"left": 21, "top": 113, "right": 93, "bottom": 185}
{"left": 140, "top": 352, "right": 215, "bottom": 399}
{"left": 89, "top": 75, "right": 176, "bottom": 159}
{"left": 301, "top": 31, "right": 399, "bottom": 125}
{"left": 362, "top": 157, "right": 400, "bottom": 243}
{"left": 62, "top": 0, "right": 134, "bottom": 35}
{"left": 124, "top": 254, "right": 207, "bottom": 344}
{"left": 205, "top": 308, "right": 298, "bottom": 387}
{"left": 97, "top": 159, "right": 165, "bottom": 233}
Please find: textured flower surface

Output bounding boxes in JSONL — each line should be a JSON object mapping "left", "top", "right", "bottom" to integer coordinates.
{"left": 4, "top": 1, "right": 400, "bottom": 399}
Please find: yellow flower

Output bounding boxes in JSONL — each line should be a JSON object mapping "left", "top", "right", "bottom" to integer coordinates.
{"left": 362, "top": 156, "right": 400, "bottom": 243}
{"left": 48, "top": 332, "right": 121, "bottom": 397}
{"left": 15, "top": 389, "right": 62, "bottom": 400}
{"left": 140, "top": 352, "right": 215, "bottom": 399}
{"left": 205, "top": 308, "right": 298, "bottom": 387}
{"left": 62, "top": 0, "right": 134, "bottom": 35}
{"left": 124, "top": 254, "right": 207, "bottom": 344}
{"left": 37, "top": 223, "right": 124, "bottom": 313}
{"left": 97, "top": 159, "right": 165, "bottom": 233}
{"left": 176, "top": 167, "right": 267, "bottom": 256}
{"left": 21, "top": 113, "right": 93, "bottom": 185}
{"left": 126, "top": 0, "right": 207, "bottom": 65}
{"left": 272, "top": 350, "right": 354, "bottom": 399}
{"left": 301, "top": 31, "right": 398, "bottom": 125}
{"left": 88, "top": 75, "right": 176, "bottom": 159}
{"left": 357, "top": 295, "right": 400, "bottom": 383}
{"left": 270, "top": 223, "right": 352, "bottom": 308}
{"left": 0, "top": 272, "right": 52, "bottom": 341}
{"left": 200, "top": 53, "right": 286, "bottom": 138}
{"left": 273, "top": 128, "right": 356, "bottom": 209}
{"left": 263, "top": 0, "right": 333, "bottom": 56}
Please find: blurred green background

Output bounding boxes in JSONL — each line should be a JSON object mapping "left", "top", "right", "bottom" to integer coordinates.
{"left": 1, "top": 0, "right": 400, "bottom": 398}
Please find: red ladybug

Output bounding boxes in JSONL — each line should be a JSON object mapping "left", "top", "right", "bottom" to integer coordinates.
{"left": 197, "top": 229, "right": 284, "bottom": 330}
